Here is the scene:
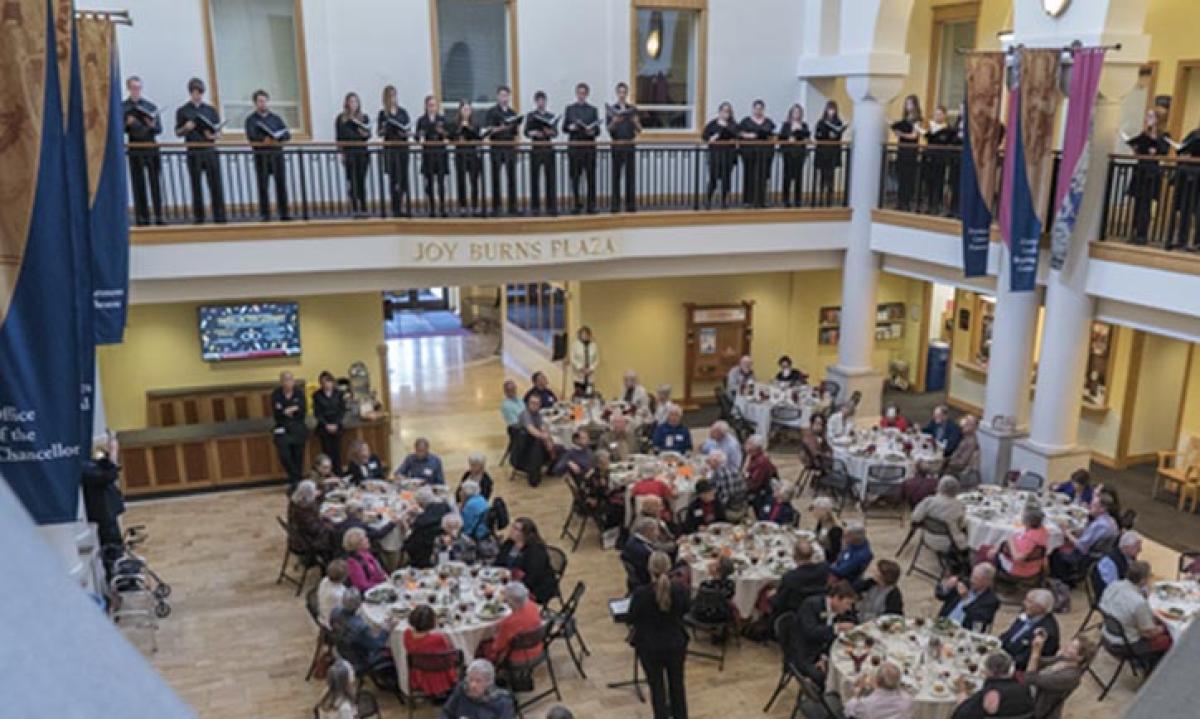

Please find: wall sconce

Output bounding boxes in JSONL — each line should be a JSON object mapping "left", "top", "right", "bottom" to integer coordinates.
{"left": 646, "top": 11, "right": 663, "bottom": 59}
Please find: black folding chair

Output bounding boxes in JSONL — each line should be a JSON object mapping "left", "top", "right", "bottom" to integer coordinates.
{"left": 903, "top": 516, "right": 964, "bottom": 583}
{"left": 860, "top": 464, "right": 907, "bottom": 520}
{"left": 303, "top": 586, "right": 334, "bottom": 681}
{"left": 405, "top": 648, "right": 464, "bottom": 718}
{"left": 715, "top": 386, "right": 735, "bottom": 422}
{"left": 543, "top": 580, "right": 591, "bottom": 678}
{"left": 1074, "top": 561, "right": 1105, "bottom": 636}
{"left": 797, "top": 674, "right": 846, "bottom": 719}
{"left": 276, "top": 516, "right": 326, "bottom": 596}
{"left": 770, "top": 405, "right": 805, "bottom": 447}
{"left": 1088, "top": 610, "right": 1152, "bottom": 700}
{"left": 497, "top": 623, "right": 561, "bottom": 717}
{"left": 815, "top": 459, "right": 855, "bottom": 512}
{"left": 310, "top": 688, "right": 381, "bottom": 719}
{"left": 545, "top": 544, "right": 568, "bottom": 610}
{"left": 1014, "top": 471, "right": 1045, "bottom": 492}
{"left": 559, "top": 476, "right": 593, "bottom": 552}
{"left": 763, "top": 612, "right": 802, "bottom": 713}
{"left": 1178, "top": 551, "right": 1200, "bottom": 579}
{"left": 684, "top": 584, "right": 739, "bottom": 671}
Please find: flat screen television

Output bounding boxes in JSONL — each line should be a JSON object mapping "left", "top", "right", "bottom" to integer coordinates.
{"left": 198, "top": 302, "right": 301, "bottom": 361}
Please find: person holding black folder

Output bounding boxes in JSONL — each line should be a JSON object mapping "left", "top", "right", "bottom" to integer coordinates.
{"left": 335, "top": 92, "right": 372, "bottom": 217}
{"left": 485, "top": 85, "right": 521, "bottom": 215}
{"left": 702, "top": 101, "right": 738, "bottom": 209}
{"left": 378, "top": 85, "right": 412, "bottom": 217}
{"left": 244, "top": 89, "right": 291, "bottom": 222}
{"left": 778, "top": 103, "right": 810, "bottom": 207}
{"left": 416, "top": 95, "right": 450, "bottom": 217}
{"left": 451, "top": 101, "right": 484, "bottom": 216}
{"left": 564, "top": 82, "right": 600, "bottom": 214}
{"left": 1123, "top": 107, "right": 1171, "bottom": 245}
{"left": 272, "top": 371, "right": 308, "bottom": 491}
{"left": 814, "top": 100, "right": 847, "bottom": 206}
{"left": 174, "top": 77, "right": 226, "bottom": 223}
{"left": 312, "top": 371, "right": 346, "bottom": 474}
{"left": 1171, "top": 123, "right": 1200, "bottom": 250}
{"left": 629, "top": 551, "right": 690, "bottom": 719}
{"left": 607, "top": 82, "right": 641, "bottom": 213}
{"left": 738, "top": 99, "right": 776, "bottom": 208}
{"left": 122, "top": 76, "right": 164, "bottom": 226}
{"left": 890, "top": 94, "right": 924, "bottom": 212}
{"left": 922, "top": 104, "right": 956, "bottom": 216}
{"left": 525, "top": 90, "right": 559, "bottom": 216}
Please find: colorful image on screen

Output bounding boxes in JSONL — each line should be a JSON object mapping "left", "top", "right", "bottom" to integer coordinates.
{"left": 198, "top": 302, "right": 301, "bottom": 361}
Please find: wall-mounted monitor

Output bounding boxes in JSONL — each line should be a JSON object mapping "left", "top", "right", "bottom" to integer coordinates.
{"left": 198, "top": 302, "right": 301, "bottom": 361}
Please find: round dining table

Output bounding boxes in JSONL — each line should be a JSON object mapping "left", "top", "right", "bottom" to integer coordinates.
{"left": 1148, "top": 579, "right": 1200, "bottom": 641}
{"left": 541, "top": 398, "right": 651, "bottom": 447}
{"left": 830, "top": 428, "right": 943, "bottom": 500}
{"left": 733, "top": 382, "right": 825, "bottom": 449}
{"left": 957, "top": 487, "right": 1085, "bottom": 552}
{"left": 612, "top": 452, "right": 702, "bottom": 525}
{"left": 320, "top": 478, "right": 455, "bottom": 552}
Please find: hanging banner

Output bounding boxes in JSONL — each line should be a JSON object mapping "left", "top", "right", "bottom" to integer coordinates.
{"left": 79, "top": 17, "right": 130, "bottom": 343}
{"left": 0, "top": 0, "right": 89, "bottom": 523}
{"left": 1050, "top": 47, "right": 1107, "bottom": 271}
{"left": 960, "top": 52, "right": 1005, "bottom": 277}
{"left": 1007, "top": 48, "right": 1062, "bottom": 292}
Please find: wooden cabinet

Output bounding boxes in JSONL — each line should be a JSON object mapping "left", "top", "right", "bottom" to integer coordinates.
{"left": 146, "top": 381, "right": 300, "bottom": 428}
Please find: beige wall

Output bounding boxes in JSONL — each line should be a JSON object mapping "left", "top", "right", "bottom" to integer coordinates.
{"left": 1177, "top": 345, "right": 1200, "bottom": 450}
{"left": 1125, "top": 333, "right": 1190, "bottom": 458}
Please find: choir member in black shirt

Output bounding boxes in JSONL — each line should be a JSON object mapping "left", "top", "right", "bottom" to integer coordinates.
{"left": 123, "top": 76, "right": 164, "bottom": 226}
{"left": 174, "top": 77, "right": 226, "bottom": 223}
{"left": 607, "top": 82, "right": 641, "bottom": 212}
{"left": 244, "top": 89, "right": 291, "bottom": 222}
{"left": 1124, "top": 107, "right": 1170, "bottom": 245}
{"left": 564, "top": 82, "right": 600, "bottom": 214}
{"left": 451, "top": 101, "right": 484, "bottom": 216}
{"left": 335, "top": 92, "right": 371, "bottom": 217}
{"left": 272, "top": 371, "right": 308, "bottom": 490}
{"left": 416, "top": 95, "right": 449, "bottom": 217}
{"left": 485, "top": 85, "right": 521, "bottom": 215}
{"left": 739, "top": 100, "right": 776, "bottom": 208}
{"left": 778, "top": 103, "right": 810, "bottom": 208}
{"left": 814, "top": 100, "right": 847, "bottom": 206}
{"left": 890, "top": 94, "right": 923, "bottom": 212}
{"left": 703, "top": 101, "right": 738, "bottom": 208}
{"left": 1172, "top": 124, "right": 1200, "bottom": 250}
{"left": 525, "top": 90, "right": 559, "bottom": 216}
{"left": 378, "top": 85, "right": 412, "bottom": 217}
{"left": 922, "top": 105, "right": 957, "bottom": 216}
{"left": 312, "top": 371, "right": 346, "bottom": 474}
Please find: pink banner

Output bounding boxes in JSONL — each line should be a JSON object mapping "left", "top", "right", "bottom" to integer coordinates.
{"left": 1050, "top": 47, "right": 1107, "bottom": 270}
{"left": 998, "top": 78, "right": 1020, "bottom": 248}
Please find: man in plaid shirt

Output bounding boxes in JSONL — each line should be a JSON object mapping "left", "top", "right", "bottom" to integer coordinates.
{"left": 706, "top": 450, "right": 747, "bottom": 517}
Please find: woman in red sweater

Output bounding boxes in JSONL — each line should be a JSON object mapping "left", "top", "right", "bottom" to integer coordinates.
{"left": 403, "top": 604, "right": 458, "bottom": 698}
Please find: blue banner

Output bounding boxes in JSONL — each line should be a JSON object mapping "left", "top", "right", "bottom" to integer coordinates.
{"left": 1007, "top": 110, "right": 1042, "bottom": 292}
{"left": 959, "top": 96, "right": 991, "bottom": 277}
{"left": 90, "top": 32, "right": 130, "bottom": 345}
{"left": 0, "top": 4, "right": 88, "bottom": 523}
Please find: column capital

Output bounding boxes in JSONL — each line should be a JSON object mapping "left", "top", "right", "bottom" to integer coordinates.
{"left": 844, "top": 74, "right": 906, "bottom": 106}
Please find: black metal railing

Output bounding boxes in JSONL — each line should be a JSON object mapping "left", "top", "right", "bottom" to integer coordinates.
{"left": 124, "top": 140, "right": 851, "bottom": 226}
{"left": 1099, "top": 154, "right": 1200, "bottom": 251}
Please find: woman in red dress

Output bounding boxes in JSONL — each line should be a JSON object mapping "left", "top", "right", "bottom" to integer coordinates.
{"left": 403, "top": 604, "right": 458, "bottom": 698}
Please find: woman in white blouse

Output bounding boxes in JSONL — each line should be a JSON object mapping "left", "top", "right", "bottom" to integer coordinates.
{"left": 570, "top": 325, "right": 600, "bottom": 397}
{"left": 316, "top": 659, "right": 358, "bottom": 719}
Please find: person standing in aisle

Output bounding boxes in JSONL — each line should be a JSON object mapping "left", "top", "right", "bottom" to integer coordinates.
{"left": 607, "top": 82, "right": 641, "bottom": 213}
{"left": 417, "top": 95, "right": 450, "bottom": 217}
{"left": 244, "top": 89, "right": 292, "bottom": 222}
{"left": 564, "top": 82, "right": 600, "bottom": 214}
{"left": 778, "top": 103, "right": 810, "bottom": 208}
{"left": 814, "top": 100, "right": 847, "bottom": 206}
{"left": 123, "top": 76, "right": 164, "bottom": 225}
{"left": 272, "top": 371, "right": 308, "bottom": 491}
{"left": 174, "top": 77, "right": 226, "bottom": 223}
{"left": 377, "top": 85, "right": 412, "bottom": 217}
{"left": 569, "top": 326, "right": 599, "bottom": 398}
{"left": 485, "top": 85, "right": 521, "bottom": 216}
{"left": 525, "top": 90, "right": 559, "bottom": 216}
{"left": 312, "top": 371, "right": 346, "bottom": 475}
{"left": 703, "top": 101, "right": 738, "bottom": 209}
{"left": 335, "top": 92, "right": 372, "bottom": 217}
{"left": 629, "top": 551, "right": 690, "bottom": 719}
{"left": 738, "top": 99, "right": 776, "bottom": 208}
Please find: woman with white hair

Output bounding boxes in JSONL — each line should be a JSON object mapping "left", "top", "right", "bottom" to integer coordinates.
{"left": 754, "top": 482, "right": 798, "bottom": 526}
{"left": 433, "top": 513, "right": 478, "bottom": 564}
{"left": 440, "top": 659, "right": 515, "bottom": 719}
{"left": 316, "top": 658, "right": 357, "bottom": 719}
{"left": 480, "top": 582, "right": 545, "bottom": 666}
{"left": 910, "top": 475, "right": 968, "bottom": 552}
{"left": 809, "top": 496, "right": 844, "bottom": 559}
{"left": 652, "top": 384, "right": 673, "bottom": 424}
{"left": 459, "top": 478, "right": 491, "bottom": 542}
{"left": 342, "top": 527, "right": 387, "bottom": 592}
{"left": 402, "top": 488, "right": 452, "bottom": 569}
{"left": 826, "top": 400, "right": 856, "bottom": 440}
{"left": 287, "top": 479, "right": 329, "bottom": 556}
{"left": 457, "top": 452, "right": 494, "bottom": 503}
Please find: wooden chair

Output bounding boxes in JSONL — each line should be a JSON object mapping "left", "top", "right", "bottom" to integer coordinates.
{"left": 1154, "top": 436, "right": 1200, "bottom": 506}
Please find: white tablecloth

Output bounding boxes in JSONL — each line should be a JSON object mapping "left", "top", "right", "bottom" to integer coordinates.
{"left": 1148, "top": 580, "right": 1200, "bottom": 641}
{"left": 321, "top": 480, "right": 454, "bottom": 552}
{"left": 831, "top": 430, "right": 941, "bottom": 500}
{"left": 733, "top": 385, "right": 822, "bottom": 449}
{"left": 543, "top": 400, "right": 650, "bottom": 447}
{"left": 612, "top": 454, "right": 703, "bottom": 526}
{"left": 958, "top": 488, "right": 1083, "bottom": 552}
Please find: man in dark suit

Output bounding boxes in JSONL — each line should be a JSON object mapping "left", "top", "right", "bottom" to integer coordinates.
{"left": 271, "top": 370, "right": 307, "bottom": 490}
{"left": 998, "top": 589, "right": 1060, "bottom": 671}
{"left": 769, "top": 538, "right": 830, "bottom": 621}
{"left": 792, "top": 581, "right": 858, "bottom": 687}
{"left": 620, "top": 517, "right": 661, "bottom": 590}
{"left": 923, "top": 405, "right": 962, "bottom": 456}
{"left": 345, "top": 440, "right": 385, "bottom": 485}
{"left": 936, "top": 563, "right": 1001, "bottom": 632}
{"left": 402, "top": 489, "right": 452, "bottom": 569}
{"left": 950, "top": 651, "right": 1034, "bottom": 719}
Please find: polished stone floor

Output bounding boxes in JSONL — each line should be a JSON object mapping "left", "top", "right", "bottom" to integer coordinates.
{"left": 124, "top": 337, "right": 1169, "bottom": 718}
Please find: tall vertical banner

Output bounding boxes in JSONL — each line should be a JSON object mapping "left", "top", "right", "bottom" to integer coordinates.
{"left": 960, "top": 52, "right": 1005, "bottom": 277}
{"left": 0, "top": 0, "right": 89, "bottom": 522}
{"left": 1006, "top": 49, "right": 1062, "bottom": 292}
{"left": 1050, "top": 47, "right": 1107, "bottom": 271}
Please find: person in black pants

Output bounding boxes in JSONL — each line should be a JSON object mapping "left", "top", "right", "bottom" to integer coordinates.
{"left": 1171, "top": 123, "right": 1200, "bottom": 250}
{"left": 336, "top": 92, "right": 371, "bottom": 217}
{"left": 82, "top": 435, "right": 126, "bottom": 549}
{"left": 271, "top": 371, "right": 308, "bottom": 490}
{"left": 1124, "top": 107, "right": 1171, "bottom": 245}
{"left": 814, "top": 101, "right": 847, "bottom": 206}
{"left": 244, "top": 89, "right": 291, "bottom": 221}
{"left": 607, "top": 82, "right": 641, "bottom": 212}
{"left": 525, "top": 90, "right": 559, "bottom": 216}
{"left": 377, "top": 85, "right": 411, "bottom": 217}
{"left": 312, "top": 370, "right": 345, "bottom": 474}
{"left": 485, "top": 85, "right": 521, "bottom": 215}
{"left": 738, "top": 99, "right": 776, "bottom": 208}
{"left": 174, "top": 77, "right": 226, "bottom": 223}
{"left": 778, "top": 103, "right": 810, "bottom": 208}
{"left": 703, "top": 102, "right": 738, "bottom": 209}
{"left": 629, "top": 551, "right": 689, "bottom": 719}
{"left": 564, "top": 82, "right": 600, "bottom": 213}
{"left": 452, "top": 101, "right": 484, "bottom": 216}
{"left": 122, "top": 76, "right": 164, "bottom": 225}
{"left": 890, "top": 94, "right": 923, "bottom": 212}
{"left": 417, "top": 95, "right": 450, "bottom": 217}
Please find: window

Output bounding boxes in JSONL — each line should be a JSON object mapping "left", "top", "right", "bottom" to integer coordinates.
{"left": 506, "top": 283, "right": 565, "bottom": 347}
{"left": 204, "top": 0, "right": 309, "bottom": 135}
{"left": 432, "top": 0, "right": 516, "bottom": 113}
{"left": 926, "top": 3, "right": 978, "bottom": 113}
{"left": 633, "top": 2, "right": 705, "bottom": 131}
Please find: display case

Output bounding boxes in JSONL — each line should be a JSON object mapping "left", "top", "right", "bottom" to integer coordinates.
{"left": 818, "top": 302, "right": 906, "bottom": 346}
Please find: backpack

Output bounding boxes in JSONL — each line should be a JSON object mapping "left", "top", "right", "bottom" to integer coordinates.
{"left": 487, "top": 496, "right": 510, "bottom": 532}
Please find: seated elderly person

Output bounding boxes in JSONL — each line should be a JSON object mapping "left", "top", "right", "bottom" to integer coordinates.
{"left": 552, "top": 428, "right": 594, "bottom": 482}
{"left": 726, "top": 355, "right": 755, "bottom": 394}
{"left": 754, "top": 482, "right": 798, "bottom": 526}
{"left": 397, "top": 437, "right": 445, "bottom": 485}
{"left": 1099, "top": 560, "right": 1173, "bottom": 669}
{"left": 999, "top": 588, "right": 1060, "bottom": 671}
{"left": 631, "top": 464, "right": 675, "bottom": 523}
{"left": 500, "top": 379, "right": 524, "bottom": 428}
{"left": 306, "top": 453, "right": 340, "bottom": 488}
{"left": 620, "top": 370, "right": 651, "bottom": 410}
{"left": 317, "top": 558, "right": 349, "bottom": 629}
{"left": 936, "top": 563, "right": 1000, "bottom": 632}
{"left": 774, "top": 355, "right": 808, "bottom": 386}
{"left": 459, "top": 479, "right": 491, "bottom": 542}
{"left": 440, "top": 659, "right": 515, "bottom": 719}
{"left": 923, "top": 404, "right": 962, "bottom": 456}
{"left": 943, "top": 415, "right": 980, "bottom": 478}
{"left": 652, "top": 384, "right": 673, "bottom": 424}
{"left": 793, "top": 581, "right": 858, "bottom": 687}
{"left": 651, "top": 404, "right": 693, "bottom": 454}
{"left": 878, "top": 403, "right": 909, "bottom": 431}
{"left": 950, "top": 651, "right": 1033, "bottom": 719}
{"left": 343, "top": 527, "right": 387, "bottom": 591}
{"left": 330, "top": 589, "right": 397, "bottom": 674}
{"left": 705, "top": 450, "right": 747, "bottom": 519}
{"left": 456, "top": 452, "right": 494, "bottom": 504}
{"left": 403, "top": 488, "right": 452, "bottom": 569}
{"left": 769, "top": 538, "right": 830, "bottom": 620}
{"left": 1026, "top": 633, "right": 1096, "bottom": 719}
{"left": 910, "top": 476, "right": 969, "bottom": 555}
{"left": 433, "top": 513, "right": 478, "bottom": 565}
{"left": 635, "top": 495, "right": 679, "bottom": 548}
{"left": 494, "top": 518, "right": 557, "bottom": 605}
{"left": 621, "top": 516, "right": 664, "bottom": 588}
{"left": 332, "top": 500, "right": 396, "bottom": 554}
{"left": 288, "top": 480, "right": 330, "bottom": 556}
{"left": 830, "top": 523, "right": 873, "bottom": 585}
{"left": 810, "top": 496, "right": 845, "bottom": 560}
{"left": 801, "top": 414, "right": 834, "bottom": 475}
{"left": 826, "top": 401, "right": 857, "bottom": 441}
{"left": 517, "top": 394, "right": 554, "bottom": 487}
{"left": 840, "top": 661, "right": 913, "bottom": 719}
{"left": 743, "top": 434, "right": 778, "bottom": 504}
{"left": 524, "top": 371, "right": 558, "bottom": 409}
{"left": 1049, "top": 493, "right": 1119, "bottom": 584}
{"left": 597, "top": 413, "right": 639, "bottom": 461}
{"left": 700, "top": 421, "right": 742, "bottom": 473}
{"left": 853, "top": 559, "right": 904, "bottom": 622}
{"left": 1054, "top": 468, "right": 1095, "bottom": 506}
{"left": 345, "top": 440, "right": 385, "bottom": 485}
{"left": 1092, "top": 530, "right": 1143, "bottom": 598}
{"left": 682, "top": 479, "right": 725, "bottom": 534}
{"left": 480, "top": 582, "right": 545, "bottom": 665}
{"left": 982, "top": 507, "right": 1050, "bottom": 581}
{"left": 583, "top": 450, "right": 626, "bottom": 531}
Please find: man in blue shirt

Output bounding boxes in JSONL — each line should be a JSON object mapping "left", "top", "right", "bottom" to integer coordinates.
{"left": 1093, "top": 530, "right": 1142, "bottom": 598}
{"left": 651, "top": 404, "right": 693, "bottom": 453}
{"left": 396, "top": 437, "right": 445, "bottom": 485}
{"left": 700, "top": 420, "right": 742, "bottom": 473}
{"left": 830, "top": 524, "right": 873, "bottom": 584}
{"left": 922, "top": 405, "right": 962, "bottom": 456}
{"left": 500, "top": 379, "right": 524, "bottom": 427}
{"left": 1049, "top": 494, "right": 1119, "bottom": 583}
{"left": 523, "top": 371, "right": 558, "bottom": 408}
{"left": 459, "top": 479, "right": 491, "bottom": 541}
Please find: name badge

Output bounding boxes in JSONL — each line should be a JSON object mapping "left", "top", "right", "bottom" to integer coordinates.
{"left": 665, "top": 437, "right": 674, "bottom": 448}
{"left": 423, "top": 468, "right": 433, "bottom": 477}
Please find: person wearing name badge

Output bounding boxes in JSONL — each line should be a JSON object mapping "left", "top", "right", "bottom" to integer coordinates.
{"left": 651, "top": 405, "right": 692, "bottom": 454}
{"left": 345, "top": 440, "right": 384, "bottom": 486}
{"left": 335, "top": 91, "right": 371, "bottom": 217}
{"left": 174, "top": 76, "right": 226, "bottom": 223}
{"left": 244, "top": 89, "right": 291, "bottom": 221}
{"left": 271, "top": 371, "right": 308, "bottom": 491}
{"left": 122, "top": 76, "right": 164, "bottom": 226}
{"left": 396, "top": 437, "right": 445, "bottom": 486}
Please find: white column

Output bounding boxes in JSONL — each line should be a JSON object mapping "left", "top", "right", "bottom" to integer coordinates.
{"left": 825, "top": 74, "right": 904, "bottom": 420}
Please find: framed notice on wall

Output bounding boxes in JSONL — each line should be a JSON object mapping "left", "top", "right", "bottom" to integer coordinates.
{"left": 683, "top": 301, "right": 754, "bottom": 408}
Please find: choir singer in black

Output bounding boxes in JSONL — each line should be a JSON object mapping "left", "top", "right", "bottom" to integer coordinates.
{"left": 739, "top": 100, "right": 776, "bottom": 208}
{"left": 335, "top": 92, "right": 371, "bottom": 217}
{"left": 312, "top": 370, "right": 346, "bottom": 474}
{"left": 272, "top": 371, "right": 308, "bottom": 491}
{"left": 525, "top": 90, "right": 559, "bottom": 216}
{"left": 1123, "top": 107, "right": 1170, "bottom": 245}
{"left": 485, "top": 85, "right": 521, "bottom": 215}
{"left": 123, "top": 76, "right": 164, "bottom": 225}
{"left": 451, "top": 101, "right": 484, "bottom": 216}
{"left": 778, "top": 103, "right": 810, "bottom": 207}
{"left": 244, "top": 89, "right": 291, "bottom": 222}
{"left": 175, "top": 77, "right": 226, "bottom": 223}
{"left": 1171, "top": 123, "right": 1200, "bottom": 251}
{"left": 922, "top": 105, "right": 956, "bottom": 215}
{"left": 703, "top": 101, "right": 738, "bottom": 209}
{"left": 814, "top": 100, "right": 847, "bottom": 206}
{"left": 417, "top": 95, "right": 450, "bottom": 217}
{"left": 378, "top": 85, "right": 412, "bottom": 217}
{"left": 564, "top": 82, "right": 599, "bottom": 214}
{"left": 890, "top": 94, "right": 923, "bottom": 212}
{"left": 607, "top": 82, "right": 641, "bottom": 213}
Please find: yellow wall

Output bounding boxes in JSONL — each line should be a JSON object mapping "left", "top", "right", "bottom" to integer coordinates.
{"left": 576, "top": 270, "right": 923, "bottom": 401}
{"left": 1177, "top": 345, "right": 1200, "bottom": 450}
{"left": 1146, "top": 0, "right": 1198, "bottom": 112}
{"left": 1074, "top": 326, "right": 1133, "bottom": 462}
{"left": 98, "top": 293, "right": 385, "bottom": 431}
{"left": 946, "top": 289, "right": 988, "bottom": 414}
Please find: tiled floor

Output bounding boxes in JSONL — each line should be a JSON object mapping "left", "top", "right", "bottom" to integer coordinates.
{"left": 123, "top": 345, "right": 1171, "bottom": 718}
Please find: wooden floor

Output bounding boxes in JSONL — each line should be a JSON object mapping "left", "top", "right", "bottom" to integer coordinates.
{"left": 124, "top": 339, "right": 1166, "bottom": 718}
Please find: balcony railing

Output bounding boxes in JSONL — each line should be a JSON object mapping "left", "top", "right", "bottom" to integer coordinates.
{"left": 124, "top": 140, "right": 851, "bottom": 226}
{"left": 1099, "top": 154, "right": 1200, "bottom": 251}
